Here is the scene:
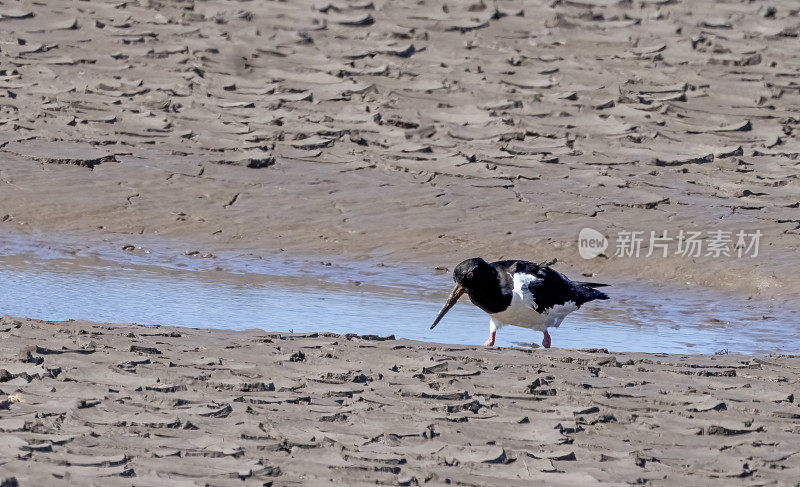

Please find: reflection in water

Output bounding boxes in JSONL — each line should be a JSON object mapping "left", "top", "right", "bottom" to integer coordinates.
{"left": 0, "top": 254, "right": 796, "bottom": 355}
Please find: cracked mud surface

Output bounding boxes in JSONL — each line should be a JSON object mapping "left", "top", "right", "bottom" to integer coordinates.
{"left": 2, "top": 316, "right": 800, "bottom": 485}
{"left": 0, "top": 0, "right": 798, "bottom": 295}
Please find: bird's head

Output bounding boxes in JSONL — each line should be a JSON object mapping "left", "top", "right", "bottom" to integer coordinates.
{"left": 453, "top": 257, "right": 492, "bottom": 289}
{"left": 430, "top": 257, "right": 492, "bottom": 330}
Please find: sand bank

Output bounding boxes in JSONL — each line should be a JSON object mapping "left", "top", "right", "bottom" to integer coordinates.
{"left": 0, "top": 0, "right": 799, "bottom": 297}
{"left": 1, "top": 316, "right": 799, "bottom": 485}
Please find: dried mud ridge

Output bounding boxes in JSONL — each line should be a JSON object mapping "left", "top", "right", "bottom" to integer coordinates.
{"left": 0, "top": 0, "right": 799, "bottom": 295}
{"left": 1, "top": 317, "right": 800, "bottom": 485}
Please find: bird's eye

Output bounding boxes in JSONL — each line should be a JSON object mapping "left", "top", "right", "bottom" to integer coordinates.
{"left": 466, "top": 271, "right": 474, "bottom": 280}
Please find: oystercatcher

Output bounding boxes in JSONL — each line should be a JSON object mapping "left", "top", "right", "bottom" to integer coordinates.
{"left": 430, "top": 258, "right": 609, "bottom": 348}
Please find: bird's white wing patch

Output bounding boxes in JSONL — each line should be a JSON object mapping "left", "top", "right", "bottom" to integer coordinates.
{"left": 511, "top": 272, "right": 540, "bottom": 304}
{"left": 489, "top": 272, "right": 576, "bottom": 331}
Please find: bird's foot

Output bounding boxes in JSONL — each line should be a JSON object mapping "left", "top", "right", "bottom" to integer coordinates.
{"left": 484, "top": 331, "right": 496, "bottom": 347}
{"left": 542, "top": 329, "right": 551, "bottom": 349}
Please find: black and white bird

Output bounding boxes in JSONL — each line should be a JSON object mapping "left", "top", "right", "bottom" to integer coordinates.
{"left": 430, "top": 258, "right": 609, "bottom": 348}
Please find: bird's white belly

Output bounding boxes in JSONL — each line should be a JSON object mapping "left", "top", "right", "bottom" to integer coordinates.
{"left": 488, "top": 273, "right": 577, "bottom": 332}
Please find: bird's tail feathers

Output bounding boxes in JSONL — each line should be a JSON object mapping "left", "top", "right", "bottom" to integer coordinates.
{"left": 577, "top": 283, "right": 610, "bottom": 302}
{"left": 575, "top": 281, "right": 610, "bottom": 288}
{"left": 593, "top": 290, "right": 610, "bottom": 300}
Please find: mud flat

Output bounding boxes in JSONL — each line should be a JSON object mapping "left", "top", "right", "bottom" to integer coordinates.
{"left": 1, "top": 0, "right": 799, "bottom": 297}
{"left": 1, "top": 316, "right": 799, "bottom": 485}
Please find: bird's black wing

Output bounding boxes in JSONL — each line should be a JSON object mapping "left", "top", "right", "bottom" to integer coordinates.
{"left": 526, "top": 266, "right": 579, "bottom": 313}
{"left": 492, "top": 259, "right": 544, "bottom": 276}
{"left": 493, "top": 259, "right": 609, "bottom": 312}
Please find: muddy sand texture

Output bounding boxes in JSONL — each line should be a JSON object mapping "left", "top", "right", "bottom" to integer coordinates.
{"left": 1, "top": 316, "right": 800, "bottom": 485}
{"left": 0, "top": 0, "right": 799, "bottom": 296}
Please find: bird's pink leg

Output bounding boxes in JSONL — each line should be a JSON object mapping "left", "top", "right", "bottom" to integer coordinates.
{"left": 484, "top": 331, "right": 496, "bottom": 347}
{"left": 542, "top": 329, "right": 551, "bottom": 349}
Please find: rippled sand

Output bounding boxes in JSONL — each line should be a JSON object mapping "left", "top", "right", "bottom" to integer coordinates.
{"left": 1, "top": 316, "right": 799, "bottom": 485}
{"left": 0, "top": 0, "right": 798, "bottom": 296}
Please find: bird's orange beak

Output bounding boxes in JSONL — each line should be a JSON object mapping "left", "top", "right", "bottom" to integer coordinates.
{"left": 430, "top": 283, "right": 464, "bottom": 330}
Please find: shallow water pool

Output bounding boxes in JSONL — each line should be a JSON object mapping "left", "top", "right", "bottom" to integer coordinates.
{"left": 0, "top": 252, "right": 796, "bottom": 354}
